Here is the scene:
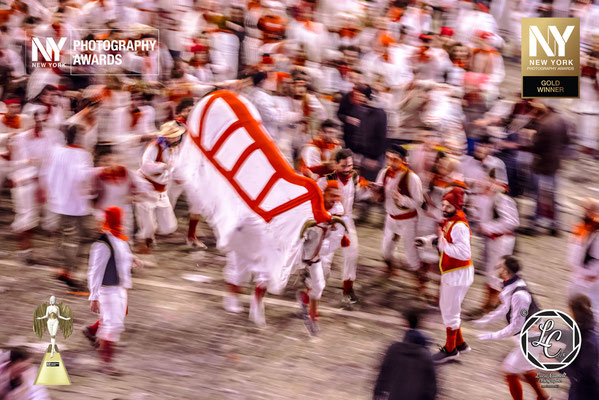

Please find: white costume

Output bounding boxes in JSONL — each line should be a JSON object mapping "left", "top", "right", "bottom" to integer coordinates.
{"left": 439, "top": 220, "right": 474, "bottom": 329}
{"left": 46, "top": 145, "right": 93, "bottom": 218}
{"left": 9, "top": 127, "right": 64, "bottom": 233}
{"left": 110, "top": 105, "right": 156, "bottom": 170}
{"left": 301, "top": 202, "right": 347, "bottom": 300}
{"left": 476, "top": 278, "right": 537, "bottom": 373}
{"left": 477, "top": 190, "right": 519, "bottom": 290}
{"left": 317, "top": 172, "right": 367, "bottom": 282}
{"left": 569, "top": 225, "right": 599, "bottom": 322}
{"left": 88, "top": 231, "right": 133, "bottom": 342}
{"left": 376, "top": 167, "right": 423, "bottom": 270}
{"left": 136, "top": 140, "right": 178, "bottom": 241}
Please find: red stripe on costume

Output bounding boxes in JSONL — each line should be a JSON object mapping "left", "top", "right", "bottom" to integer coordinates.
{"left": 191, "top": 90, "right": 330, "bottom": 223}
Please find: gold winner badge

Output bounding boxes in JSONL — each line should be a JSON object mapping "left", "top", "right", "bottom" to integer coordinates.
{"left": 521, "top": 18, "right": 580, "bottom": 98}
{"left": 33, "top": 296, "right": 73, "bottom": 385}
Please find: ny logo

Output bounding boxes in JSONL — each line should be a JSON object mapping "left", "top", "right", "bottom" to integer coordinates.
{"left": 32, "top": 37, "right": 67, "bottom": 62}
{"left": 529, "top": 26, "right": 575, "bottom": 57}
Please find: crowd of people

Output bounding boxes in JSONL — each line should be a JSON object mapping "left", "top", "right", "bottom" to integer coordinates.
{"left": 1, "top": 0, "right": 599, "bottom": 398}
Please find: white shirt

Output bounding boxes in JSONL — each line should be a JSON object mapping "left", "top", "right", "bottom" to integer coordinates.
{"left": 46, "top": 145, "right": 93, "bottom": 216}
{"left": 88, "top": 231, "right": 134, "bottom": 301}
{"left": 375, "top": 167, "right": 423, "bottom": 216}
{"left": 439, "top": 220, "right": 475, "bottom": 286}
{"left": 477, "top": 191, "right": 519, "bottom": 235}
{"left": 476, "top": 279, "right": 532, "bottom": 339}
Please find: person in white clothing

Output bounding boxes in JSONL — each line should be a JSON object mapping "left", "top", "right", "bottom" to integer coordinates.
{"left": 374, "top": 144, "right": 423, "bottom": 276}
{"left": 295, "top": 182, "right": 350, "bottom": 333}
{"left": 9, "top": 109, "right": 63, "bottom": 264}
{"left": 0, "top": 347, "right": 50, "bottom": 400}
{"left": 246, "top": 70, "right": 300, "bottom": 147}
{"left": 317, "top": 148, "right": 370, "bottom": 305}
{"left": 46, "top": 124, "right": 94, "bottom": 288}
{"left": 475, "top": 256, "right": 550, "bottom": 400}
{"left": 110, "top": 88, "right": 157, "bottom": 170}
{"left": 459, "top": 135, "right": 508, "bottom": 223}
{"left": 568, "top": 198, "right": 599, "bottom": 322}
{"left": 417, "top": 187, "right": 474, "bottom": 363}
{"left": 87, "top": 207, "right": 143, "bottom": 375}
{"left": 135, "top": 121, "right": 183, "bottom": 253}
{"left": 468, "top": 168, "right": 519, "bottom": 317}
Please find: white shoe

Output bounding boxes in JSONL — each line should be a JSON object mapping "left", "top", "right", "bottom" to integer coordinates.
{"left": 249, "top": 295, "right": 266, "bottom": 328}
{"left": 223, "top": 293, "right": 243, "bottom": 313}
{"left": 186, "top": 237, "right": 208, "bottom": 250}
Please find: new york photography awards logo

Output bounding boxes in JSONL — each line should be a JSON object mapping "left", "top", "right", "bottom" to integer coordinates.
{"left": 521, "top": 18, "right": 580, "bottom": 98}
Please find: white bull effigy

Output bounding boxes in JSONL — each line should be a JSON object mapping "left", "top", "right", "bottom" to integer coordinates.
{"left": 180, "top": 90, "right": 331, "bottom": 296}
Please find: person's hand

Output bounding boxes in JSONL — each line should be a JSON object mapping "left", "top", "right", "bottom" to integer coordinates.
{"left": 477, "top": 332, "right": 494, "bottom": 341}
{"left": 474, "top": 119, "right": 488, "bottom": 128}
{"left": 90, "top": 300, "right": 100, "bottom": 314}
{"left": 132, "top": 258, "right": 144, "bottom": 270}
{"left": 346, "top": 116, "right": 360, "bottom": 127}
{"left": 393, "top": 191, "right": 407, "bottom": 206}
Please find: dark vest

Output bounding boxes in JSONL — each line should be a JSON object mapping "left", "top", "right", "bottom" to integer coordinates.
{"left": 506, "top": 285, "right": 539, "bottom": 328}
{"left": 97, "top": 233, "right": 120, "bottom": 286}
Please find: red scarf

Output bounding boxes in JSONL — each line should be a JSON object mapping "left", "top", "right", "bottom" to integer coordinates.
{"left": 2, "top": 114, "right": 20, "bottom": 129}
{"left": 336, "top": 171, "right": 351, "bottom": 185}
{"left": 130, "top": 108, "right": 141, "bottom": 129}
{"left": 99, "top": 166, "right": 127, "bottom": 183}
{"left": 338, "top": 64, "right": 350, "bottom": 78}
{"left": 103, "top": 207, "right": 128, "bottom": 241}
{"left": 339, "top": 27, "right": 359, "bottom": 39}
{"left": 33, "top": 125, "right": 42, "bottom": 138}
{"left": 417, "top": 46, "right": 431, "bottom": 63}
{"left": 51, "top": 23, "right": 62, "bottom": 38}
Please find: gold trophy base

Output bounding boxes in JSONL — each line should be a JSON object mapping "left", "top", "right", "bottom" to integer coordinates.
{"left": 34, "top": 345, "right": 71, "bottom": 385}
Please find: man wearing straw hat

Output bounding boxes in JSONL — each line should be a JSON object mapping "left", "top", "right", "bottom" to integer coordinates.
{"left": 135, "top": 121, "right": 185, "bottom": 254}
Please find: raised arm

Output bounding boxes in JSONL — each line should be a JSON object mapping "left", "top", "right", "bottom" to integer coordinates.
{"left": 37, "top": 308, "right": 49, "bottom": 320}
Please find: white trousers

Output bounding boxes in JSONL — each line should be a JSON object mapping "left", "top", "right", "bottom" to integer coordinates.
{"left": 576, "top": 112, "right": 599, "bottom": 150}
{"left": 484, "top": 235, "right": 516, "bottom": 290}
{"left": 224, "top": 251, "right": 270, "bottom": 288}
{"left": 135, "top": 191, "right": 177, "bottom": 240}
{"left": 502, "top": 337, "right": 537, "bottom": 374}
{"left": 342, "top": 219, "right": 358, "bottom": 281}
{"left": 382, "top": 215, "right": 419, "bottom": 270}
{"left": 167, "top": 181, "right": 185, "bottom": 209}
{"left": 440, "top": 267, "right": 474, "bottom": 329}
{"left": 97, "top": 286, "right": 127, "bottom": 342}
{"left": 11, "top": 183, "right": 52, "bottom": 233}
{"left": 305, "top": 261, "right": 326, "bottom": 300}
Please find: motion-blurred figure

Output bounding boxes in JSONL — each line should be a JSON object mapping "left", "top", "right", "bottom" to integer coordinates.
{"left": 564, "top": 294, "right": 599, "bottom": 400}
{"left": 0, "top": 347, "right": 49, "bottom": 400}
{"left": 474, "top": 256, "right": 549, "bottom": 400}
{"left": 373, "top": 307, "right": 437, "bottom": 400}
{"left": 46, "top": 124, "right": 93, "bottom": 288}
{"left": 87, "top": 207, "right": 142, "bottom": 375}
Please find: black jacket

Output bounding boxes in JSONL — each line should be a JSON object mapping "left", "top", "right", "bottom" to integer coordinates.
{"left": 338, "top": 93, "right": 387, "bottom": 160}
{"left": 531, "top": 111, "right": 570, "bottom": 175}
{"left": 563, "top": 328, "right": 599, "bottom": 400}
{"left": 373, "top": 329, "right": 437, "bottom": 400}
